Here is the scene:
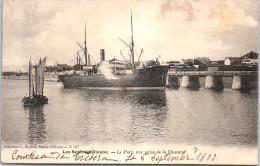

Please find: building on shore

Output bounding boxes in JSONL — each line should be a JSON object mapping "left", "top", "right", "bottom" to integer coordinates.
{"left": 224, "top": 57, "right": 242, "bottom": 65}
{"left": 241, "top": 51, "right": 258, "bottom": 65}
{"left": 2, "top": 71, "right": 16, "bottom": 76}
{"left": 194, "top": 57, "right": 210, "bottom": 65}
{"left": 167, "top": 60, "right": 182, "bottom": 66}
{"left": 181, "top": 59, "right": 194, "bottom": 66}
{"left": 224, "top": 51, "right": 258, "bottom": 66}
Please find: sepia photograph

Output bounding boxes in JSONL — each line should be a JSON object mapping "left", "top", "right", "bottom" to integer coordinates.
{"left": 1, "top": 0, "right": 258, "bottom": 164}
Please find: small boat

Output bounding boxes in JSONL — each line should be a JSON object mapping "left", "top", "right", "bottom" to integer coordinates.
{"left": 22, "top": 57, "right": 48, "bottom": 106}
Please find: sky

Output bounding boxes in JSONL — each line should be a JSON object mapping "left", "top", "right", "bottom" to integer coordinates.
{"left": 2, "top": 0, "right": 259, "bottom": 72}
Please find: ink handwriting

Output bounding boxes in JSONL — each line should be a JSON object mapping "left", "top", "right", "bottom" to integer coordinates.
{"left": 10, "top": 148, "right": 218, "bottom": 164}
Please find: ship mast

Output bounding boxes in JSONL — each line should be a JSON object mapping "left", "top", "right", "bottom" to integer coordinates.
{"left": 130, "top": 10, "right": 135, "bottom": 72}
{"left": 77, "top": 51, "right": 81, "bottom": 71}
{"left": 118, "top": 10, "right": 136, "bottom": 72}
{"left": 29, "top": 56, "right": 31, "bottom": 97}
{"left": 35, "top": 65, "right": 37, "bottom": 94}
{"left": 84, "top": 22, "right": 88, "bottom": 66}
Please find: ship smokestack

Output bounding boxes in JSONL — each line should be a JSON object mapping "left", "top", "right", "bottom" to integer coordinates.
{"left": 87, "top": 54, "right": 91, "bottom": 66}
{"left": 77, "top": 57, "right": 79, "bottom": 65}
{"left": 100, "top": 49, "right": 105, "bottom": 62}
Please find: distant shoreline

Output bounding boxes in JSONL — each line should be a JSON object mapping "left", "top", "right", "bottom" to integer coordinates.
{"left": 2, "top": 75, "right": 59, "bottom": 82}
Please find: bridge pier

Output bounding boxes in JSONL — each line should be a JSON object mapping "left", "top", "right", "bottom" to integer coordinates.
{"left": 232, "top": 75, "right": 251, "bottom": 91}
{"left": 181, "top": 76, "right": 200, "bottom": 89}
{"left": 205, "top": 76, "right": 224, "bottom": 91}
{"left": 167, "top": 70, "right": 256, "bottom": 91}
{"left": 166, "top": 76, "right": 180, "bottom": 89}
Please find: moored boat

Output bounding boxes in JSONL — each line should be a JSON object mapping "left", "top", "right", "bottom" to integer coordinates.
{"left": 22, "top": 57, "right": 48, "bottom": 106}
{"left": 58, "top": 11, "right": 168, "bottom": 89}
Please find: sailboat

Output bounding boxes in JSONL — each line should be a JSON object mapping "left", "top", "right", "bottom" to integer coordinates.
{"left": 22, "top": 57, "right": 48, "bottom": 106}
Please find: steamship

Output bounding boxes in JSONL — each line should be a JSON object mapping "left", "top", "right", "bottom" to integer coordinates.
{"left": 58, "top": 12, "right": 168, "bottom": 89}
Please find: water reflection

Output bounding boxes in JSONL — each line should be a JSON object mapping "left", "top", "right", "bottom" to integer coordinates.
{"left": 127, "top": 90, "right": 168, "bottom": 143}
{"left": 74, "top": 89, "right": 167, "bottom": 108}
{"left": 2, "top": 79, "right": 257, "bottom": 147}
{"left": 70, "top": 89, "right": 169, "bottom": 144}
{"left": 24, "top": 105, "right": 46, "bottom": 145}
{"left": 130, "top": 90, "right": 167, "bottom": 108}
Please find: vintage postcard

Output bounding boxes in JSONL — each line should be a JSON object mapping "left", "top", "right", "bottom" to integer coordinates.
{"left": 1, "top": 0, "right": 258, "bottom": 164}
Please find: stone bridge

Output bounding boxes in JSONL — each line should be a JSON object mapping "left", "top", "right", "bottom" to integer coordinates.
{"left": 166, "top": 71, "right": 257, "bottom": 91}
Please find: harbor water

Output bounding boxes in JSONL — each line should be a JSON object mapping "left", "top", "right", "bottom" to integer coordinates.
{"left": 1, "top": 79, "right": 258, "bottom": 148}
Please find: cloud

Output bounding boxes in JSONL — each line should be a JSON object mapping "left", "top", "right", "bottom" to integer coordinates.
{"left": 160, "top": 0, "right": 195, "bottom": 21}
{"left": 2, "top": 0, "right": 258, "bottom": 71}
{"left": 157, "top": 0, "right": 258, "bottom": 60}
{"left": 210, "top": 1, "right": 258, "bottom": 34}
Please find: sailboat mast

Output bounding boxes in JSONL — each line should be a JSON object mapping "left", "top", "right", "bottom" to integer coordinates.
{"left": 42, "top": 71, "right": 44, "bottom": 96}
{"left": 84, "top": 22, "right": 88, "bottom": 66}
{"left": 35, "top": 65, "right": 37, "bottom": 94}
{"left": 131, "top": 10, "right": 135, "bottom": 72}
{"left": 42, "top": 58, "right": 46, "bottom": 95}
{"left": 29, "top": 57, "right": 31, "bottom": 97}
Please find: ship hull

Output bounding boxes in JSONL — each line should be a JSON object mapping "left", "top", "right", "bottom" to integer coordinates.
{"left": 22, "top": 95, "right": 48, "bottom": 106}
{"left": 58, "top": 66, "right": 168, "bottom": 88}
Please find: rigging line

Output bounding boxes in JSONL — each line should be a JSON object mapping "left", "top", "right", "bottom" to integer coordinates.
{"left": 90, "top": 55, "right": 96, "bottom": 65}
{"left": 121, "top": 45, "right": 129, "bottom": 52}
